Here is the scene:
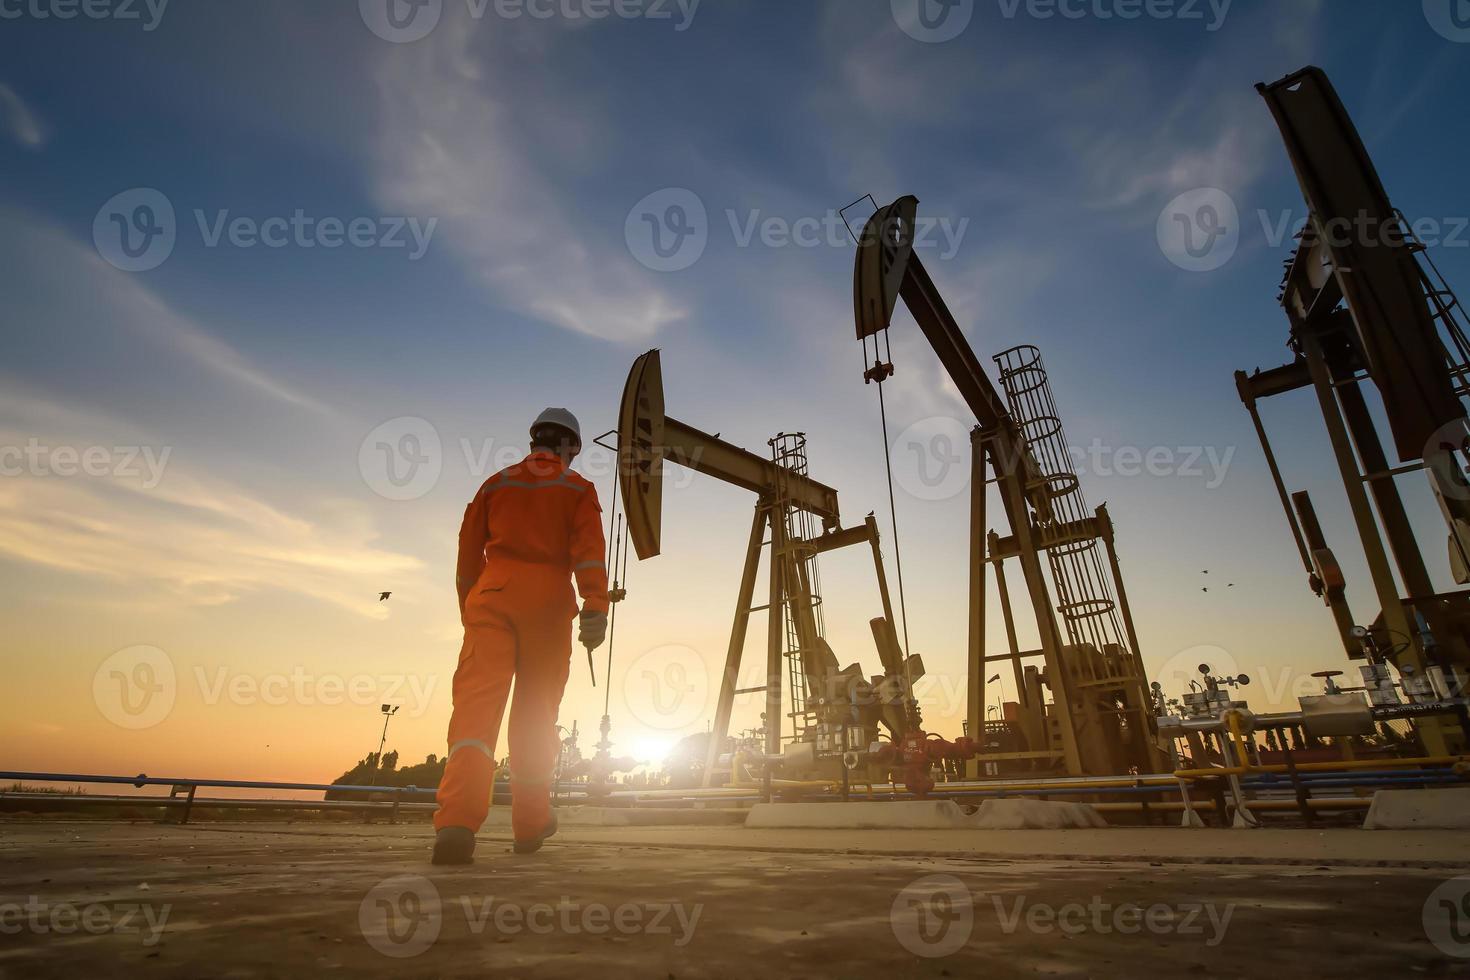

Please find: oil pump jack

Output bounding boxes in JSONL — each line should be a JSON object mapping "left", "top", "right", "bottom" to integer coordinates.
{"left": 851, "top": 196, "right": 1164, "bottom": 777}
{"left": 1235, "top": 67, "right": 1470, "bottom": 755}
{"left": 615, "top": 350, "right": 938, "bottom": 790}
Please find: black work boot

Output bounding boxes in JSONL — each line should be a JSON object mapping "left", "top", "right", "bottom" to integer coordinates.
{"left": 431, "top": 826, "right": 476, "bottom": 866}
{"left": 513, "top": 812, "right": 558, "bottom": 855}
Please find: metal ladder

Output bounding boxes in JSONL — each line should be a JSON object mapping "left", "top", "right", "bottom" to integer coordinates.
{"left": 770, "top": 431, "right": 825, "bottom": 743}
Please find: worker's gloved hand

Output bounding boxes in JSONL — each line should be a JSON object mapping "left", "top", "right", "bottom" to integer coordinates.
{"left": 578, "top": 609, "right": 608, "bottom": 650}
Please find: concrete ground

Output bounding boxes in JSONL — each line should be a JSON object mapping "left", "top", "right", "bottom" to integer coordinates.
{"left": 3, "top": 818, "right": 1470, "bottom": 978}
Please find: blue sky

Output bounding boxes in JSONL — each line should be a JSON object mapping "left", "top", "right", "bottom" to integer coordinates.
{"left": 2, "top": 0, "right": 1469, "bottom": 778}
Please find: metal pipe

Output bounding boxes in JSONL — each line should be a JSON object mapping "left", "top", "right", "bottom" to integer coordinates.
{"left": 1174, "top": 754, "right": 1469, "bottom": 780}
{"left": 1091, "top": 798, "right": 1371, "bottom": 813}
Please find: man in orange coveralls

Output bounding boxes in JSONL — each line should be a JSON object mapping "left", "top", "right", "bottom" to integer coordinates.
{"left": 432, "top": 408, "right": 608, "bottom": 865}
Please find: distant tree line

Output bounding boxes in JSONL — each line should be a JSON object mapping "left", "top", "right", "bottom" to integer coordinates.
{"left": 324, "top": 751, "right": 449, "bottom": 800}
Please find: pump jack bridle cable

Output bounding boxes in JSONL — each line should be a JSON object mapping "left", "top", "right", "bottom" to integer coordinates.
{"left": 602, "top": 513, "right": 630, "bottom": 717}
{"left": 583, "top": 431, "right": 629, "bottom": 690}
{"left": 872, "top": 332, "right": 914, "bottom": 686}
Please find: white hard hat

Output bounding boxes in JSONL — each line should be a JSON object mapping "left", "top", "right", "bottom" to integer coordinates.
{"left": 530, "top": 407, "right": 582, "bottom": 445}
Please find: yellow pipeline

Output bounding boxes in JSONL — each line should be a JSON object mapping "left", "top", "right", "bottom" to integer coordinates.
{"left": 727, "top": 779, "right": 838, "bottom": 791}
{"left": 725, "top": 750, "right": 836, "bottom": 793}
{"left": 1173, "top": 713, "right": 1469, "bottom": 780}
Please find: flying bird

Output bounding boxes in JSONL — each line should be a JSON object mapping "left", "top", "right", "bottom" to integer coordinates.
{"left": 379, "top": 592, "right": 392, "bottom": 601}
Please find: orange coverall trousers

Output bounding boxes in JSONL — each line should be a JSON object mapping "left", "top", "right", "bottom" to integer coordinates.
{"left": 435, "top": 451, "right": 608, "bottom": 841}
{"left": 435, "top": 565, "right": 574, "bottom": 840}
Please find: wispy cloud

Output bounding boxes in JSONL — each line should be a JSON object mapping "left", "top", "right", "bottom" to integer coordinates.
{"left": 367, "top": 9, "right": 687, "bottom": 344}
{"left": 2, "top": 207, "right": 334, "bottom": 417}
{"left": 0, "top": 82, "right": 45, "bottom": 149}
{"left": 0, "top": 392, "right": 421, "bottom": 618}
{"left": 1067, "top": 1, "right": 1323, "bottom": 215}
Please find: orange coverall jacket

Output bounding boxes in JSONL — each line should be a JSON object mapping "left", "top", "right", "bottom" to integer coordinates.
{"left": 435, "top": 451, "right": 608, "bottom": 837}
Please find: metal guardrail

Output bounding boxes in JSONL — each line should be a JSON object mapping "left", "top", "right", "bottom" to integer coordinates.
{"left": 0, "top": 770, "right": 448, "bottom": 825}
{"left": 6, "top": 765, "right": 1466, "bottom": 829}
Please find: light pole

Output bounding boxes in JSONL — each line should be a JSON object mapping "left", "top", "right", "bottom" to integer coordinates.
{"left": 369, "top": 703, "right": 399, "bottom": 785}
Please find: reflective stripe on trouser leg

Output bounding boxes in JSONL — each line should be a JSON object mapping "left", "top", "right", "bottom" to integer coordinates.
{"left": 448, "top": 739, "right": 495, "bottom": 760}
{"left": 435, "top": 625, "right": 515, "bottom": 833}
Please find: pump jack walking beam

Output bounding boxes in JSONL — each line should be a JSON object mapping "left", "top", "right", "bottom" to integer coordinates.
{"left": 853, "top": 196, "right": 1088, "bottom": 776}
{"left": 615, "top": 349, "right": 914, "bottom": 785}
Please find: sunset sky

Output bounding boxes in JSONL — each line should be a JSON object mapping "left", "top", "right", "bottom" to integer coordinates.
{"left": 3, "top": 0, "right": 1469, "bottom": 786}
